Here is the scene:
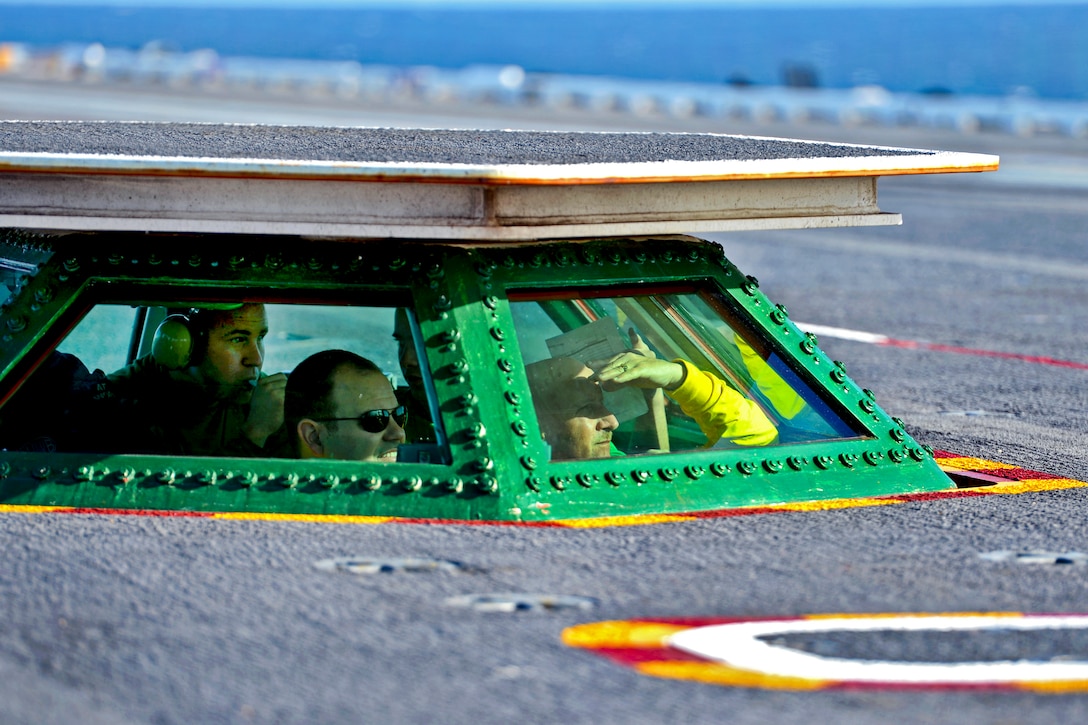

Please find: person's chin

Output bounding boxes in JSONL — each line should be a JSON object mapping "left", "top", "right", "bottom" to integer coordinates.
{"left": 233, "top": 384, "right": 255, "bottom": 402}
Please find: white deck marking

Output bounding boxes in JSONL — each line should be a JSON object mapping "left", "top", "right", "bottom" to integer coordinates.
{"left": 793, "top": 322, "right": 889, "bottom": 344}
{"left": 668, "top": 614, "right": 1088, "bottom": 684}
{"left": 795, "top": 321, "right": 1088, "bottom": 370}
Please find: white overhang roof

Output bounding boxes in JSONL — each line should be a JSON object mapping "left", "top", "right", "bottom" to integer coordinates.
{"left": 0, "top": 122, "right": 999, "bottom": 240}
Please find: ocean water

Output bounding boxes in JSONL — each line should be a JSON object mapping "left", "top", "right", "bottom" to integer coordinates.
{"left": 1, "top": 3, "right": 1086, "bottom": 100}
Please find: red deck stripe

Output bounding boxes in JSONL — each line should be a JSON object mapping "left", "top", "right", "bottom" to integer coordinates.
{"left": 880, "top": 338, "right": 1088, "bottom": 370}
{"left": 591, "top": 647, "right": 708, "bottom": 665}
{"left": 61, "top": 507, "right": 215, "bottom": 518}
{"left": 984, "top": 467, "right": 1066, "bottom": 481}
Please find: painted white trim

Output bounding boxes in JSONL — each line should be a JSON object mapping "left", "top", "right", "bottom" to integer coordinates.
{"left": 669, "top": 614, "right": 1088, "bottom": 684}
{"left": 0, "top": 213, "right": 903, "bottom": 239}
{"left": 794, "top": 322, "right": 890, "bottom": 344}
{"left": 0, "top": 149, "right": 998, "bottom": 183}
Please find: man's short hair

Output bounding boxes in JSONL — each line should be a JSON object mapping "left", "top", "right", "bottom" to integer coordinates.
{"left": 184, "top": 303, "right": 261, "bottom": 365}
{"left": 285, "top": 350, "right": 383, "bottom": 432}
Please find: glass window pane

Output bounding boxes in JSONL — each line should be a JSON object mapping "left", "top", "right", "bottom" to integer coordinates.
{"left": 1, "top": 300, "right": 444, "bottom": 463}
{"left": 511, "top": 289, "right": 862, "bottom": 462}
{"left": 56, "top": 304, "right": 137, "bottom": 374}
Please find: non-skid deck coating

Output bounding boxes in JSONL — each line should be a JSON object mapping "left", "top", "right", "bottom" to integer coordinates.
{"left": 0, "top": 122, "right": 930, "bottom": 164}
{"left": 0, "top": 121, "right": 996, "bottom": 183}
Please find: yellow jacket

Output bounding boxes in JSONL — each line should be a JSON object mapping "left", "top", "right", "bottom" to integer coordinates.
{"left": 666, "top": 359, "right": 778, "bottom": 447}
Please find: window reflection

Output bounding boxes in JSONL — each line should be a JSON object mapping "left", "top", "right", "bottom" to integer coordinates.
{"left": 0, "top": 301, "right": 445, "bottom": 463}
{"left": 511, "top": 290, "right": 860, "bottom": 462}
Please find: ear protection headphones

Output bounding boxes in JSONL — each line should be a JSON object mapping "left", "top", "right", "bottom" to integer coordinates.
{"left": 151, "top": 308, "right": 213, "bottom": 370}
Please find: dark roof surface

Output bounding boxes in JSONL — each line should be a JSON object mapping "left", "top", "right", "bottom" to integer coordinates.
{"left": 0, "top": 121, "right": 930, "bottom": 165}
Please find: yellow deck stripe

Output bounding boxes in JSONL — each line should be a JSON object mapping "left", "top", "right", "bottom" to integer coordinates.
{"left": 770, "top": 497, "right": 902, "bottom": 512}
{"left": 981, "top": 478, "right": 1088, "bottom": 495}
{"left": 637, "top": 661, "right": 831, "bottom": 690}
{"left": 0, "top": 504, "right": 70, "bottom": 514}
{"left": 555, "top": 513, "right": 698, "bottom": 528}
{"left": 938, "top": 456, "right": 1017, "bottom": 471}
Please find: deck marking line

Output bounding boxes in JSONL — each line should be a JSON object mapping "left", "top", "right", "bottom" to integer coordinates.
{"left": 549, "top": 513, "right": 698, "bottom": 528}
{"left": 565, "top": 613, "right": 1088, "bottom": 692}
{"left": 0, "top": 504, "right": 68, "bottom": 514}
{"left": 669, "top": 614, "right": 1088, "bottom": 684}
{"left": 797, "top": 322, "right": 1088, "bottom": 370}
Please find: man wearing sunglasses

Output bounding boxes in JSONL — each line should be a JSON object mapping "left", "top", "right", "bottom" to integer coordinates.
{"left": 284, "top": 349, "right": 407, "bottom": 462}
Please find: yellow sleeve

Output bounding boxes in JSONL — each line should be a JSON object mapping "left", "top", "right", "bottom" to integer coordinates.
{"left": 735, "top": 334, "right": 807, "bottom": 420}
{"left": 666, "top": 359, "right": 778, "bottom": 447}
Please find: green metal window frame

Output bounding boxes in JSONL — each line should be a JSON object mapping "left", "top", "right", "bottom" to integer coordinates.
{"left": 0, "top": 231, "right": 952, "bottom": 521}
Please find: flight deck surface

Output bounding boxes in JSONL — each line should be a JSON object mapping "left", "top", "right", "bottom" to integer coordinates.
{"left": 3, "top": 114, "right": 1085, "bottom": 725}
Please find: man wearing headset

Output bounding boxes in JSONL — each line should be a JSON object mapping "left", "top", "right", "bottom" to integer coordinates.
{"left": 103, "top": 303, "right": 287, "bottom": 456}
{"left": 283, "top": 349, "right": 406, "bottom": 461}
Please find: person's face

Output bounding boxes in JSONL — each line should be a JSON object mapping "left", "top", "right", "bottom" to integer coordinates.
{"left": 393, "top": 308, "right": 424, "bottom": 396}
{"left": 319, "top": 368, "right": 406, "bottom": 462}
{"left": 196, "top": 304, "right": 268, "bottom": 390}
{"left": 542, "top": 367, "right": 619, "bottom": 460}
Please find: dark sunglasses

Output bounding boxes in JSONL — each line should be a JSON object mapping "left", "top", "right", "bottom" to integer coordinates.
{"left": 314, "top": 405, "right": 408, "bottom": 434}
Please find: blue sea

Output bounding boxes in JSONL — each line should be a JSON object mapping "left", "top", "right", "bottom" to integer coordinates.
{"left": 1, "top": 3, "right": 1086, "bottom": 100}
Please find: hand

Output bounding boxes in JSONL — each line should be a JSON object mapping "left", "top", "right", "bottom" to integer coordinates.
{"left": 589, "top": 329, "right": 684, "bottom": 391}
{"left": 589, "top": 352, "right": 684, "bottom": 391}
{"left": 243, "top": 372, "right": 287, "bottom": 446}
